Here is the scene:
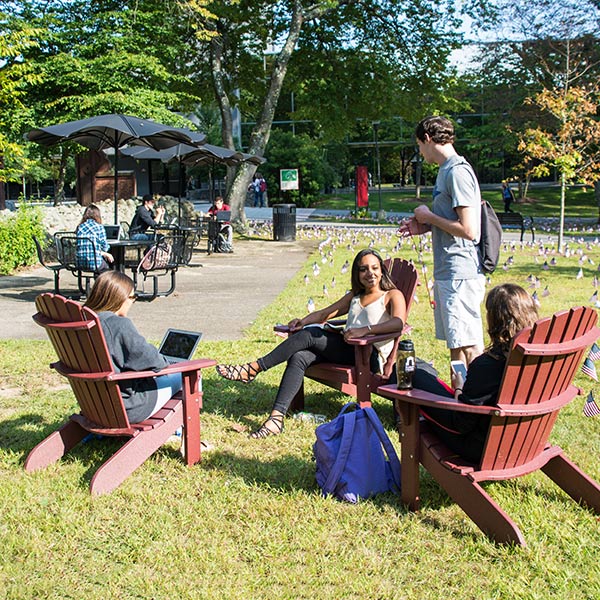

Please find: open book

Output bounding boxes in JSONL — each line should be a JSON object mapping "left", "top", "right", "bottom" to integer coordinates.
{"left": 303, "top": 322, "right": 345, "bottom": 333}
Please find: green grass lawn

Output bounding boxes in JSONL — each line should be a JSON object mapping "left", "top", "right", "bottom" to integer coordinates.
{"left": 317, "top": 183, "right": 599, "bottom": 221}
{"left": 2, "top": 227, "right": 600, "bottom": 598}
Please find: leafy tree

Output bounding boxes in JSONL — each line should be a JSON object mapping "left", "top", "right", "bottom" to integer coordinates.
{"left": 180, "top": 0, "right": 471, "bottom": 225}
{"left": 0, "top": 12, "right": 42, "bottom": 208}
{"left": 462, "top": 0, "right": 600, "bottom": 190}
{"left": 519, "top": 85, "right": 600, "bottom": 250}
{"left": 263, "top": 130, "right": 333, "bottom": 206}
{"left": 9, "top": 0, "right": 212, "bottom": 202}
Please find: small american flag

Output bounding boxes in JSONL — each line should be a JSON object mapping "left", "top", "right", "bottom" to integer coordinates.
{"left": 589, "top": 343, "right": 600, "bottom": 363}
{"left": 581, "top": 357, "right": 598, "bottom": 381}
{"left": 583, "top": 391, "right": 600, "bottom": 417}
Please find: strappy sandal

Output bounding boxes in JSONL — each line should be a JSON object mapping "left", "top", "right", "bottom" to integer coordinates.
{"left": 249, "top": 414, "right": 284, "bottom": 439}
{"left": 216, "top": 362, "right": 260, "bottom": 383}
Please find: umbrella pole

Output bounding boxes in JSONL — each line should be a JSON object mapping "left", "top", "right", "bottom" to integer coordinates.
{"left": 178, "top": 160, "right": 184, "bottom": 224}
{"left": 114, "top": 147, "right": 119, "bottom": 224}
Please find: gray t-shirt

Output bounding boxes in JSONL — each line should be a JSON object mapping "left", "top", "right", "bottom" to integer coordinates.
{"left": 431, "top": 154, "right": 482, "bottom": 280}
{"left": 98, "top": 311, "right": 168, "bottom": 423}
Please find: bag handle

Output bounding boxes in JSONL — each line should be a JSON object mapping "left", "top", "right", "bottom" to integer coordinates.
{"left": 322, "top": 408, "right": 357, "bottom": 496}
{"left": 362, "top": 406, "right": 401, "bottom": 491}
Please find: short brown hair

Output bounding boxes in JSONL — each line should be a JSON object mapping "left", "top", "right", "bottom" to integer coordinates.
{"left": 415, "top": 115, "right": 455, "bottom": 145}
{"left": 84, "top": 271, "right": 134, "bottom": 314}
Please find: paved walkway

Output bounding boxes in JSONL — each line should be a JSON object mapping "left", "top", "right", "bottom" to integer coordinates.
{"left": 0, "top": 237, "right": 316, "bottom": 341}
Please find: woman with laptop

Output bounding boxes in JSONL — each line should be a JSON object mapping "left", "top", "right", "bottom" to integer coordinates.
{"left": 216, "top": 249, "right": 407, "bottom": 439}
{"left": 84, "top": 271, "right": 182, "bottom": 423}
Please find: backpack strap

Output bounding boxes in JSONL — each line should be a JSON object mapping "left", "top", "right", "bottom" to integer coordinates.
{"left": 362, "top": 406, "right": 401, "bottom": 491}
{"left": 322, "top": 404, "right": 358, "bottom": 496}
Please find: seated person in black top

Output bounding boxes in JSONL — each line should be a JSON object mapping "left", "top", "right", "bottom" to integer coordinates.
{"left": 412, "top": 283, "right": 538, "bottom": 463}
{"left": 130, "top": 194, "right": 165, "bottom": 241}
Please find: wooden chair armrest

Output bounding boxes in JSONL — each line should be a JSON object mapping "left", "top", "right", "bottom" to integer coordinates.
{"left": 53, "top": 358, "right": 217, "bottom": 382}
{"left": 377, "top": 384, "right": 499, "bottom": 415}
{"left": 378, "top": 384, "right": 581, "bottom": 417}
{"left": 345, "top": 330, "right": 404, "bottom": 346}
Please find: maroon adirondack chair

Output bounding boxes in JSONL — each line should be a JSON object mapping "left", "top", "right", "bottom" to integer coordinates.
{"left": 377, "top": 306, "right": 600, "bottom": 546}
{"left": 274, "top": 258, "right": 419, "bottom": 411}
{"left": 24, "top": 293, "right": 216, "bottom": 495}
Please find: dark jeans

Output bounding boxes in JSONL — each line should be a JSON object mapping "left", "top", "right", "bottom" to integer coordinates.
{"left": 257, "top": 327, "right": 377, "bottom": 415}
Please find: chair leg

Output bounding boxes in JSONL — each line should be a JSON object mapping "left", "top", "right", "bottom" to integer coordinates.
{"left": 90, "top": 411, "right": 184, "bottom": 496}
{"left": 421, "top": 447, "right": 527, "bottom": 546}
{"left": 54, "top": 270, "right": 61, "bottom": 295}
{"left": 542, "top": 452, "right": 600, "bottom": 514}
{"left": 24, "top": 419, "right": 88, "bottom": 472}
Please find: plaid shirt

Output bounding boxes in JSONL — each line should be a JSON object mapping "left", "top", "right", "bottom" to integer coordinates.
{"left": 76, "top": 219, "right": 109, "bottom": 270}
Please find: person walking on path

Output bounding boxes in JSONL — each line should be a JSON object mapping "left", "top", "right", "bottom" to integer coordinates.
{"left": 399, "top": 115, "right": 484, "bottom": 367}
{"left": 501, "top": 181, "right": 515, "bottom": 212}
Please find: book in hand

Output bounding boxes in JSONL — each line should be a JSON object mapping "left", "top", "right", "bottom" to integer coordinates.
{"left": 324, "top": 321, "right": 345, "bottom": 333}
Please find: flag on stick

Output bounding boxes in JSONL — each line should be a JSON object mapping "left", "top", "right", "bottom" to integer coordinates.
{"left": 589, "top": 342, "right": 600, "bottom": 363}
{"left": 581, "top": 357, "right": 598, "bottom": 381}
{"left": 583, "top": 391, "right": 600, "bottom": 417}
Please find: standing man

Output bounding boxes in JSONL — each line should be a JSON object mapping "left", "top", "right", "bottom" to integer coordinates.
{"left": 400, "top": 115, "right": 484, "bottom": 366}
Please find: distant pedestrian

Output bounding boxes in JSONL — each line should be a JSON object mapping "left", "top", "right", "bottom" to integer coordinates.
{"left": 502, "top": 181, "right": 515, "bottom": 213}
{"left": 251, "top": 174, "right": 267, "bottom": 207}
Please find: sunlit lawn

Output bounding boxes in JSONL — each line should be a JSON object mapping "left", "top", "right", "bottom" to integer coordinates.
{"left": 1, "top": 225, "right": 600, "bottom": 598}
{"left": 316, "top": 183, "right": 599, "bottom": 221}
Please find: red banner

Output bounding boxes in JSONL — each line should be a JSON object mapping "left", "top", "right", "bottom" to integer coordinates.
{"left": 355, "top": 166, "right": 369, "bottom": 208}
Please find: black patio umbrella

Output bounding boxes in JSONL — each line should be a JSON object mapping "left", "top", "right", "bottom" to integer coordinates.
{"left": 181, "top": 143, "right": 265, "bottom": 204}
{"left": 122, "top": 142, "right": 265, "bottom": 209}
{"left": 26, "top": 114, "right": 205, "bottom": 223}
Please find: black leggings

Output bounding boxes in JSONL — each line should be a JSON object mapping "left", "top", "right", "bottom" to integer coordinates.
{"left": 257, "top": 327, "right": 376, "bottom": 415}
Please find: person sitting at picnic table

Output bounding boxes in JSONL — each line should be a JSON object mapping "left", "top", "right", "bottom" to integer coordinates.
{"left": 129, "top": 194, "right": 166, "bottom": 241}
{"left": 411, "top": 283, "right": 538, "bottom": 463}
{"left": 84, "top": 270, "right": 182, "bottom": 423}
{"left": 75, "top": 204, "right": 114, "bottom": 272}
{"left": 216, "top": 249, "right": 407, "bottom": 438}
{"left": 207, "top": 196, "right": 233, "bottom": 252}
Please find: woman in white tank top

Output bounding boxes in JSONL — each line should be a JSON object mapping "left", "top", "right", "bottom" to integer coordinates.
{"left": 216, "top": 249, "right": 407, "bottom": 439}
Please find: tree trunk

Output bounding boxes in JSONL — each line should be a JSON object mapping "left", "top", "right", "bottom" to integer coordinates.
{"left": 217, "top": 3, "right": 306, "bottom": 226}
{"left": 0, "top": 153, "right": 5, "bottom": 210}
{"left": 558, "top": 171, "right": 566, "bottom": 253}
{"left": 54, "top": 147, "right": 68, "bottom": 206}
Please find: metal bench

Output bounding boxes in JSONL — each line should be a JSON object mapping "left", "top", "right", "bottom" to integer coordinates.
{"left": 497, "top": 211, "right": 535, "bottom": 242}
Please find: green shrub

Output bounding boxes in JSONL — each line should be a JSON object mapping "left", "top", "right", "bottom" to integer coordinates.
{"left": 0, "top": 205, "right": 46, "bottom": 275}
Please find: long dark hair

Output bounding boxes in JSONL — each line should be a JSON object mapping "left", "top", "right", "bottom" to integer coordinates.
{"left": 485, "top": 283, "right": 538, "bottom": 355}
{"left": 350, "top": 249, "right": 396, "bottom": 295}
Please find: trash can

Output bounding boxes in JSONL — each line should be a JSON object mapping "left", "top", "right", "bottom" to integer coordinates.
{"left": 272, "top": 203, "right": 296, "bottom": 241}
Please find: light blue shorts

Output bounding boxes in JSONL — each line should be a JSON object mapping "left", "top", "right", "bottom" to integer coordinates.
{"left": 433, "top": 277, "right": 485, "bottom": 350}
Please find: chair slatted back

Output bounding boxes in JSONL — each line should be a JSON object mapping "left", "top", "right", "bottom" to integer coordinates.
{"left": 34, "top": 293, "right": 132, "bottom": 430}
{"left": 385, "top": 258, "right": 418, "bottom": 316}
{"left": 480, "top": 306, "right": 598, "bottom": 472}
{"left": 379, "top": 258, "right": 419, "bottom": 377}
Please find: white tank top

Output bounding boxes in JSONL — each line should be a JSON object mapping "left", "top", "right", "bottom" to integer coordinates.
{"left": 346, "top": 292, "right": 393, "bottom": 371}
